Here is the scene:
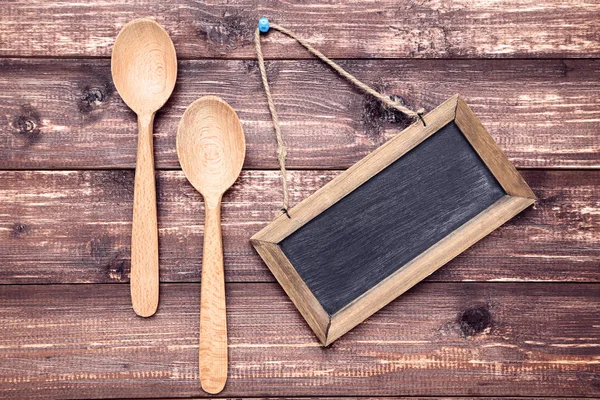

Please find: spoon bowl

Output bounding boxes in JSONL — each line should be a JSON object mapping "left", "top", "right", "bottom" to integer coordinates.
{"left": 177, "top": 96, "right": 245, "bottom": 394}
{"left": 112, "top": 18, "right": 177, "bottom": 115}
{"left": 177, "top": 96, "right": 246, "bottom": 204}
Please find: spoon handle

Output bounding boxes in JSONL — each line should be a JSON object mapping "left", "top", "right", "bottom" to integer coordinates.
{"left": 199, "top": 199, "right": 228, "bottom": 394}
{"left": 130, "top": 113, "right": 159, "bottom": 317}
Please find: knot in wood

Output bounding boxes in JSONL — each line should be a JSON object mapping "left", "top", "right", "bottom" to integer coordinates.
{"left": 83, "top": 87, "right": 106, "bottom": 106}
{"left": 10, "top": 222, "right": 28, "bottom": 238}
{"left": 14, "top": 115, "right": 37, "bottom": 134}
{"left": 459, "top": 306, "right": 492, "bottom": 337}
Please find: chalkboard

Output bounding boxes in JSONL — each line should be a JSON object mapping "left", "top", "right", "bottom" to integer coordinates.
{"left": 251, "top": 95, "right": 535, "bottom": 345}
{"left": 280, "top": 121, "right": 505, "bottom": 315}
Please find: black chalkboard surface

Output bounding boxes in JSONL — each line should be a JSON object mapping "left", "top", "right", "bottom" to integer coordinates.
{"left": 280, "top": 122, "right": 505, "bottom": 315}
{"left": 251, "top": 95, "right": 535, "bottom": 345}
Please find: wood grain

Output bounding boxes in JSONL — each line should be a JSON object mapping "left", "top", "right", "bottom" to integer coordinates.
{"left": 115, "top": 398, "right": 600, "bottom": 400}
{"left": 129, "top": 114, "right": 160, "bottom": 317}
{"left": 199, "top": 201, "right": 228, "bottom": 394}
{"left": 0, "top": 0, "right": 599, "bottom": 59}
{"left": 0, "top": 282, "right": 598, "bottom": 398}
{"left": 113, "top": 398, "right": 600, "bottom": 400}
{"left": 0, "top": 169, "right": 598, "bottom": 285}
{"left": 1, "top": 58, "right": 599, "bottom": 169}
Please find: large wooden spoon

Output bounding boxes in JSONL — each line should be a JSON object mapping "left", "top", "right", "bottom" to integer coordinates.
{"left": 111, "top": 18, "right": 177, "bottom": 317}
{"left": 177, "top": 96, "right": 245, "bottom": 394}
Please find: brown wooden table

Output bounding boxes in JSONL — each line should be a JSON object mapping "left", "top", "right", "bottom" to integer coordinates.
{"left": 1, "top": 1, "right": 599, "bottom": 399}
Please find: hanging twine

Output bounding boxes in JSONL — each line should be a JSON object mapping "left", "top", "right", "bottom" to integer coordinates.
{"left": 254, "top": 18, "right": 426, "bottom": 217}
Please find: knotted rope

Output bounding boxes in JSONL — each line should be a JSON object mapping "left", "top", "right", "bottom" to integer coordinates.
{"left": 254, "top": 18, "right": 426, "bottom": 217}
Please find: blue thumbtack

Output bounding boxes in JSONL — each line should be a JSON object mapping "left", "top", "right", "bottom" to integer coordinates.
{"left": 258, "top": 17, "right": 270, "bottom": 33}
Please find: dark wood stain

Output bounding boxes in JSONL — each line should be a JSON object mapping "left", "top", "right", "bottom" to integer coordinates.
{"left": 361, "top": 92, "right": 413, "bottom": 142}
{"left": 281, "top": 123, "right": 505, "bottom": 315}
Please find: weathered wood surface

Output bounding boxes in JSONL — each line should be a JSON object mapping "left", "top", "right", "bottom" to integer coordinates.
{"left": 1, "top": 0, "right": 599, "bottom": 59}
{"left": 0, "top": 169, "right": 598, "bottom": 285}
{"left": 1, "top": 58, "right": 599, "bottom": 169}
{"left": 118, "top": 398, "right": 599, "bottom": 400}
{"left": 1, "top": 282, "right": 598, "bottom": 399}
{"left": 0, "top": 1, "right": 598, "bottom": 398}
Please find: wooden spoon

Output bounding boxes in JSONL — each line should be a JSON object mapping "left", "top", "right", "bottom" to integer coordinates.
{"left": 177, "top": 96, "right": 245, "bottom": 394}
{"left": 111, "top": 18, "right": 177, "bottom": 317}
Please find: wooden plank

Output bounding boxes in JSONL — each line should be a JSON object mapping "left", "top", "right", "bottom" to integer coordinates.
{"left": 121, "top": 398, "right": 600, "bottom": 400}
{"left": 0, "top": 0, "right": 599, "bottom": 59}
{"left": 122, "top": 397, "right": 600, "bottom": 400}
{"left": 0, "top": 282, "right": 598, "bottom": 398}
{"left": 120, "top": 398, "right": 600, "bottom": 400}
{"left": 0, "top": 170, "right": 598, "bottom": 284}
{"left": 1, "top": 58, "right": 599, "bottom": 169}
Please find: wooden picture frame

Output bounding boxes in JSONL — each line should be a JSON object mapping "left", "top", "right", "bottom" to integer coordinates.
{"left": 251, "top": 95, "right": 535, "bottom": 346}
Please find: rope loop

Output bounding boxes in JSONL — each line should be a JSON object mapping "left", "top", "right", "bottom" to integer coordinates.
{"left": 254, "top": 19, "right": 426, "bottom": 213}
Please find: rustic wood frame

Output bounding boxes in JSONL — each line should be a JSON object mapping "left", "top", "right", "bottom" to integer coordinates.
{"left": 251, "top": 95, "right": 536, "bottom": 346}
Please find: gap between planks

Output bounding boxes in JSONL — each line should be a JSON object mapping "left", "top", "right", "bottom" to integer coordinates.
{"left": 117, "top": 396, "right": 600, "bottom": 400}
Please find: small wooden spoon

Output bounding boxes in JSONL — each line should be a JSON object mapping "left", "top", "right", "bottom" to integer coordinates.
{"left": 111, "top": 18, "right": 177, "bottom": 317}
{"left": 177, "top": 96, "right": 245, "bottom": 394}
